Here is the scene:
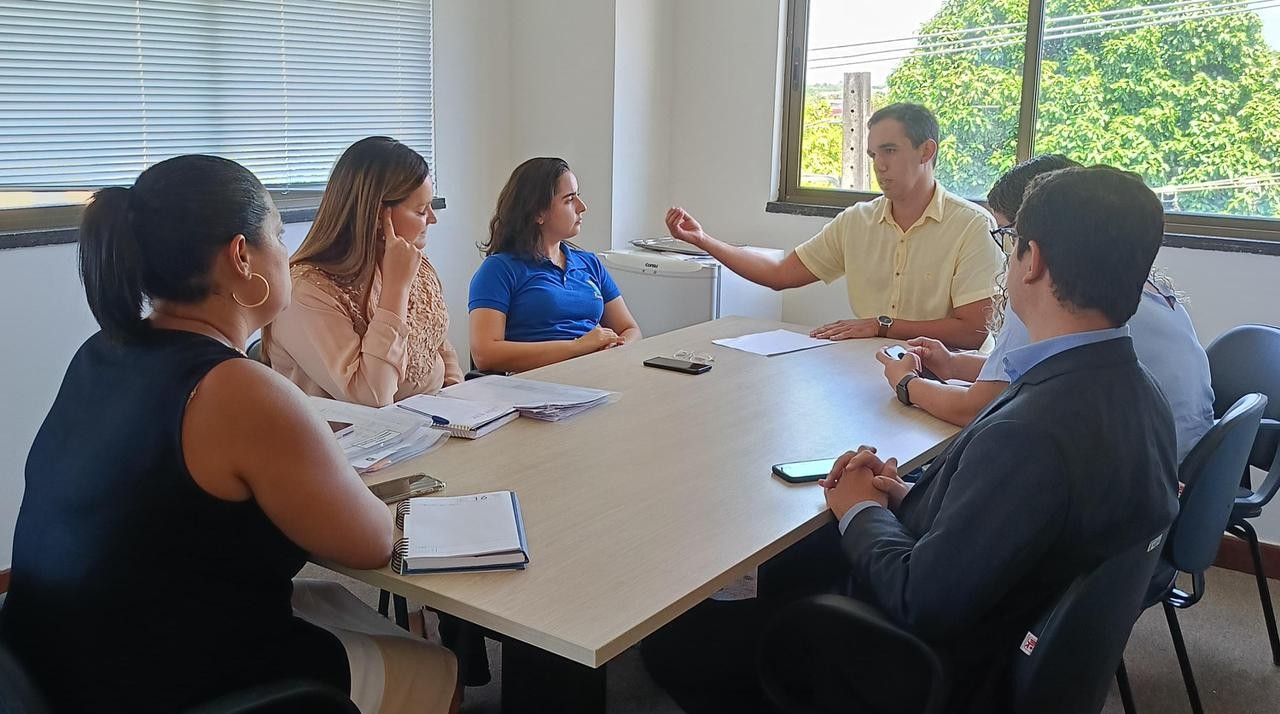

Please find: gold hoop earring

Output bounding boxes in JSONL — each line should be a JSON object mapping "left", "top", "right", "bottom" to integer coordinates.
{"left": 232, "top": 272, "right": 270, "bottom": 309}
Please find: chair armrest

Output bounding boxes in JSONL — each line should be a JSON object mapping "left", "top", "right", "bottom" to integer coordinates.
{"left": 758, "top": 594, "right": 949, "bottom": 714}
{"left": 180, "top": 679, "right": 357, "bottom": 714}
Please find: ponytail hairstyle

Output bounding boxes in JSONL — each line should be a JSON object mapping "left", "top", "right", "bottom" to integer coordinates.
{"left": 78, "top": 155, "right": 273, "bottom": 341}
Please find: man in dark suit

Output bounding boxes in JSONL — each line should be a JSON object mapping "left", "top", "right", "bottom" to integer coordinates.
{"left": 821, "top": 165, "right": 1180, "bottom": 712}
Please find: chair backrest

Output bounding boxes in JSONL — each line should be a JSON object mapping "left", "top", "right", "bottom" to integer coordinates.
{"left": 1167, "top": 392, "right": 1267, "bottom": 573}
{"left": 1010, "top": 531, "right": 1166, "bottom": 714}
{"left": 246, "top": 338, "right": 266, "bottom": 364}
{"left": 1206, "top": 325, "right": 1280, "bottom": 470}
{"left": 758, "top": 594, "right": 949, "bottom": 714}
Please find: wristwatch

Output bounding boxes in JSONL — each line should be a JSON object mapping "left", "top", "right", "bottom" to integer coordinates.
{"left": 877, "top": 315, "right": 893, "bottom": 338}
{"left": 896, "top": 373, "right": 918, "bottom": 406}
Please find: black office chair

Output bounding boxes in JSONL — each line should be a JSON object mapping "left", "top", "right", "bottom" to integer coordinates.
{"left": 0, "top": 639, "right": 357, "bottom": 714}
{"left": 246, "top": 337, "right": 266, "bottom": 364}
{"left": 1205, "top": 324, "right": 1280, "bottom": 665}
{"left": 1138, "top": 392, "right": 1267, "bottom": 714}
{"left": 758, "top": 533, "right": 1166, "bottom": 714}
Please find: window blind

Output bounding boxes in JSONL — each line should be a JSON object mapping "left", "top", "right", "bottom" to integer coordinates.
{"left": 0, "top": 0, "right": 433, "bottom": 190}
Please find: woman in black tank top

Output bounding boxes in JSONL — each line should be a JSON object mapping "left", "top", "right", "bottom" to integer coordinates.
{"left": 0, "top": 156, "right": 457, "bottom": 713}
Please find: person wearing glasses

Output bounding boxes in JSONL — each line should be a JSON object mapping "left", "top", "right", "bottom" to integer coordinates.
{"left": 665, "top": 103, "right": 1003, "bottom": 349}
{"left": 877, "top": 154, "right": 1213, "bottom": 463}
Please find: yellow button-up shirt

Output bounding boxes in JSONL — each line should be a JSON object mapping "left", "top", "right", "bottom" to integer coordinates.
{"left": 794, "top": 183, "right": 1002, "bottom": 321}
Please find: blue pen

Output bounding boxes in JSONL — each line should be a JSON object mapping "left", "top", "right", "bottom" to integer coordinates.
{"left": 398, "top": 404, "right": 450, "bottom": 426}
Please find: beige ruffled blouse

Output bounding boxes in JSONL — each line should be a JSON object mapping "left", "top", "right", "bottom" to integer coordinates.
{"left": 268, "top": 256, "right": 462, "bottom": 407}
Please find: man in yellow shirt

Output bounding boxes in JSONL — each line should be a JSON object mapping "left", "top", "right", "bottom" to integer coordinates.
{"left": 665, "top": 103, "right": 1003, "bottom": 349}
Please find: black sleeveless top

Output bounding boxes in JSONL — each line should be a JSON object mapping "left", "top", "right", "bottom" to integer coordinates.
{"left": 0, "top": 327, "right": 348, "bottom": 713}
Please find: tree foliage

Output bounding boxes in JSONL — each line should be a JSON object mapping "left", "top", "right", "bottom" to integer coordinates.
{"left": 800, "top": 90, "right": 843, "bottom": 186}
{"left": 842, "top": 0, "right": 1280, "bottom": 216}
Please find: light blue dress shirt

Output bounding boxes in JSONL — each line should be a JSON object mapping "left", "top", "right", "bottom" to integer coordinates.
{"left": 979, "top": 284, "right": 1214, "bottom": 463}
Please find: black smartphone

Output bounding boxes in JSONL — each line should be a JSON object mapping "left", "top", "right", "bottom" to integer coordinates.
{"left": 772, "top": 458, "right": 838, "bottom": 483}
{"left": 643, "top": 356, "right": 712, "bottom": 375}
{"left": 883, "top": 345, "right": 941, "bottom": 382}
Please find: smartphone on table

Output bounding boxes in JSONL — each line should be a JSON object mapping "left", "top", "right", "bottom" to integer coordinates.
{"left": 643, "top": 356, "right": 712, "bottom": 375}
{"left": 772, "top": 458, "right": 838, "bottom": 483}
{"left": 368, "top": 473, "right": 446, "bottom": 503}
{"left": 883, "top": 345, "right": 941, "bottom": 382}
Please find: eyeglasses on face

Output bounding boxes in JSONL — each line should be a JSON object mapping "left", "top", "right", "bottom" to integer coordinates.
{"left": 990, "top": 225, "right": 1018, "bottom": 255}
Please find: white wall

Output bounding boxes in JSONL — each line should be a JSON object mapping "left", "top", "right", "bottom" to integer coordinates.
{"left": 610, "top": 0, "right": 675, "bottom": 246}
{"left": 0, "top": 244, "right": 99, "bottom": 571}
{"left": 430, "top": 0, "right": 513, "bottom": 359}
{"left": 507, "top": 0, "right": 617, "bottom": 254}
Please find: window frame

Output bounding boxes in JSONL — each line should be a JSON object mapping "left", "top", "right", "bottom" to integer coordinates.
{"left": 778, "top": 0, "right": 1280, "bottom": 243}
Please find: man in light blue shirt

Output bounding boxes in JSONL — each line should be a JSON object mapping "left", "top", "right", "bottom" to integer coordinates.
{"left": 980, "top": 281, "right": 1213, "bottom": 462}
{"left": 878, "top": 154, "right": 1214, "bottom": 463}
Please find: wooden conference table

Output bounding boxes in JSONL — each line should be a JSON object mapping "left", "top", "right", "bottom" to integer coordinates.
{"left": 325, "top": 317, "right": 959, "bottom": 711}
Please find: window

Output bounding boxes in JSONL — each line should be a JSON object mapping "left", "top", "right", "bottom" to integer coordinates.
{"left": 780, "top": 0, "right": 1280, "bottom": 240}
{"left": 0, "top": 0, "right": 434, "bottom": 235}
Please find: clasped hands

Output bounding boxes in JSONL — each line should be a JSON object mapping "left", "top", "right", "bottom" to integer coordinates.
{"left": 820, "top": 445, "right": 911, "bottom": 520}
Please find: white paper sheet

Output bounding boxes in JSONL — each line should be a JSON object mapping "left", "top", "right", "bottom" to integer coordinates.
{"left": 711, "top": 329, "right": 837, "bottom": 357}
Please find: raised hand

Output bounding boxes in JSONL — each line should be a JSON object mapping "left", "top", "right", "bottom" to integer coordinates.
{"left": 665, "top": 207, "right": 707, "bottom": 247}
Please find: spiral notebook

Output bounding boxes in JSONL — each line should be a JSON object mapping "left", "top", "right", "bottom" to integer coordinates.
{"left": 393, "top": 394, "right": 518, "bottom": 439}
{"left": 392, "top": 491, "right": 529, "bottom": 574}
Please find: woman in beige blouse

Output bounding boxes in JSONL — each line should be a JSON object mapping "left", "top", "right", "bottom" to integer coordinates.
{"left": 267, "top": 137, "right": 462, "bottom": 406}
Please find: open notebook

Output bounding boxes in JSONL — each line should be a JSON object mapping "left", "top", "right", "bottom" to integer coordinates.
{"left": 392, "top": 491, "right": 529, "bottom": 574}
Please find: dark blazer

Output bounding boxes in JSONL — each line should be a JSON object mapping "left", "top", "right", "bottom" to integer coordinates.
{"left": 840, "top": 336, "right": 1179, "bottom": 713}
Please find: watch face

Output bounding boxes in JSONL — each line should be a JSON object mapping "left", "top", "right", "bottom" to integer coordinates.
{"left": 879, "top": 315, "right": 893, "bottom": 327}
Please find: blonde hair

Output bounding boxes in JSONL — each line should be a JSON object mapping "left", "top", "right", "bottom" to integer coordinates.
{"left": 262, "top": 137, "right": 428, "bottom": 361}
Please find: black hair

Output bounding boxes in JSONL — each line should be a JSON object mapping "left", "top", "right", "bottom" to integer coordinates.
{"left": 867, "top": 103, "right": 939, "bottom": 150}
{"left": 1014, "top": 166, "right": 1164, "bottom": 326}
{"left": 986, "top": 154, "right": 1081, "bottom": 221}
{"left": 78, "top": 155, "right": 273, "bottom": 341}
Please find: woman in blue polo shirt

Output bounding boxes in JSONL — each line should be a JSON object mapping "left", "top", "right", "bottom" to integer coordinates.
{"left": 469, "top": 157, "right": 641, "bottom": 372}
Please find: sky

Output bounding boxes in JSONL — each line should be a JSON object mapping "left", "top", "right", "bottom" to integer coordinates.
{"left": 805, "top": 0, "right": 1280, "bottom": 88}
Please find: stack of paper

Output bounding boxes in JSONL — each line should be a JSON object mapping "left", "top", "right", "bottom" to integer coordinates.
{"left": 439, "top": 375, "right": 615, "bottom": 422}
{"left": 392, "top": 394, "right": 519, "bottom": 439}
{"left": 310, "top": 397, "right": 449, "bottom": 473}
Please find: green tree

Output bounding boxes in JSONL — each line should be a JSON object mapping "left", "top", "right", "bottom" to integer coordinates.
{"left": 800, "top": 90, "right": 843, "bottom": 186}
{"left": 876, "top": 0, "right": 1280, "bottom": 216}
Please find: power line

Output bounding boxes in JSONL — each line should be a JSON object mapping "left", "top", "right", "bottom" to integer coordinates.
{"left": 809, "top": 0, "right": 1273, "bottom": 66}
{"left": 808, "top": 0, "right": 1279, "bottom": 70}
{"left": 808, "top": 0, "right": 1256, "bottom": 54}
